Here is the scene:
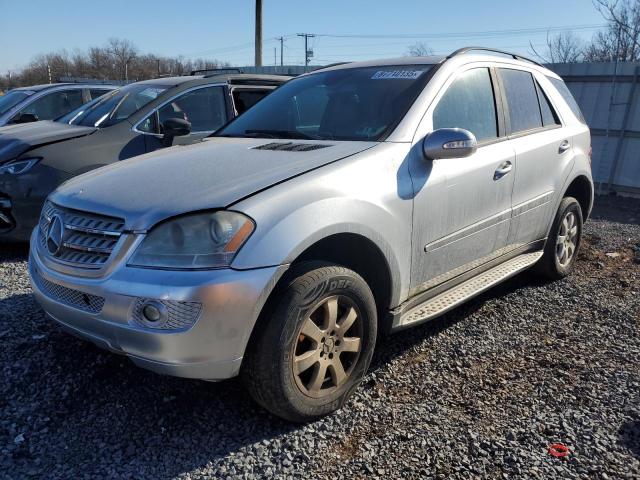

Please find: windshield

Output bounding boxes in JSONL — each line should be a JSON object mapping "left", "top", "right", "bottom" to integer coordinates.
{"left": 216, "top": 65, "right": 432, "bottom": 141}
{"left": 0, "top": 90, "right": 34, "bottom": 116}
{"left": 64, "top": 84, "right": 168, "bottom": 127}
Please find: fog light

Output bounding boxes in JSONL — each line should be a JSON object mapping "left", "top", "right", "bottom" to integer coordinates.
{"left": 143, "top": 303, "right": 161, "bottom": 322}
{"left": 139, "top": 301, "right": 167, "bottom": 326}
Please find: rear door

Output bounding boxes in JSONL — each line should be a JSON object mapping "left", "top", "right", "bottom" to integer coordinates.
{"left": 409, "top": 66, "right": 515, "bottom": 294}
{"left": 497, "top": 68, "right": 572, "bottom": 246}
{"left": 136, "top": 85, "right": 229, "bottom": 152}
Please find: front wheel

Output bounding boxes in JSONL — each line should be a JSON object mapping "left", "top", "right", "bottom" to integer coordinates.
{"left": 242, "top": 263, "right": 377, "bottom": 422}
{"left": 535, "top": 196, "right": 583, "bottom": 280}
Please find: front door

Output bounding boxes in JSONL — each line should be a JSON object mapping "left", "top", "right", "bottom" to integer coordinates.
{"left": 139, "top": 85, "right": 229, "bottom": 152}
{"left": 409, "top": 67, "right": 515, "bottom": 295}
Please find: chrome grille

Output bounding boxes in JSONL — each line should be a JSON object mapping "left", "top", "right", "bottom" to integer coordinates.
{"left": 32, "top": 266, "right": 105, "bottom": 314}
{"left": 132, "top": 298, "right": 203, "bottom": 330}
{"left": 38, "top": 201, "right": 124, "bottom": 268}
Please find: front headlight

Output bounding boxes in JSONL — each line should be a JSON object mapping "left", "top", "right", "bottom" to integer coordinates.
{"left": 129, "top": 211, "right": 255, "bottom": 269}
{"left": 0, "top": 158, "right": 41, "bottom": 175}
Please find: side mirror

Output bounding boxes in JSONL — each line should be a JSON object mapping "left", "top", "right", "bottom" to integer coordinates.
{"left": 422, "top": 128, "right": 477, "bottom": 160}
{"left": 161, "top": 118, "right": 191, "bottom": 147}
{"left": 11, "top": 112, "right": 39, "bottom": 124}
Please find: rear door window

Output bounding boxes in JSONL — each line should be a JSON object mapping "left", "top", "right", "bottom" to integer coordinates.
{"left": 499, "top": 69, "right": 543, "bottom": 134}
{"left": 433, "top": 68, "right": 498, "bottom": 142}
{"left": 232, "top": 89, "right": 271, "bottom": 114}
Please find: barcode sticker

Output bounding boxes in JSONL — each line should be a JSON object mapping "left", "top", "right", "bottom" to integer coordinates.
{"left": 371, "top": 70, "right": 425, "bottom": 80}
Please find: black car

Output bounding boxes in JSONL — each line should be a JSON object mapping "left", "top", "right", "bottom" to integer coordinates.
{"left": 0, "top": 74, "right": 289, "bottom": 241}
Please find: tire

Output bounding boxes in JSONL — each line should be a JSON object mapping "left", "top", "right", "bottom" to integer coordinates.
{"left": 242, "top": 262, "right": 377, "bottom": 422}
{"left": 534, "top": 196, "right": 583, "bottom": 280}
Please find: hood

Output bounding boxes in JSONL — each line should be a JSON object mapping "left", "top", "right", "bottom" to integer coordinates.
{"left": 0, "top": 121, "right": 97, "bottom": 164}
{"left": 51, "top": 137, "right": 376, "bottom": 230}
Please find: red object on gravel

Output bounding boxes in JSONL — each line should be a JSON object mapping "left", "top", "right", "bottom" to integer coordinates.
{"left": 548, "top": 443, "right": 570, "bottom": 458}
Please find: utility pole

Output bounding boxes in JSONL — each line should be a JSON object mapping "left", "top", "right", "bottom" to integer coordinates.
{"left": 276, "top": 36, "right": 284, "bottom": 66}
{"left": 274, "top": 47, "right": 277, "bottom": 66}
{"left": 297, "top": 33, "right": 315, "bottom": 68}
{"left": 157, "top": 59, "right": 160, "bottom": 77}
{"left": 47, "top": 64, "right": 52, "bottom": 84}
{"left": 255, "top": 0, "right": 263, "bottom": 67}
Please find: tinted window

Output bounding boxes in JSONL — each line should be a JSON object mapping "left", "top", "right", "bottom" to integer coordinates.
{"left": 500, "top": 69, "right": 543, "bottom": 133}
{"left": 433, "top": 68, "right": 497, "bottom": 142}
{"left": 536, "top": 82, "right": 560, "bottom": 127}
{"left": 20, "top": 89, "right": 84, "bottom": 121}
{"left": 217, "top": 65, "right": 432, "bottom": 141}
{"left": 549, "top": 77, "right": 586, "bottom": 124}
{"left": 0, "top": 90, "right": 33, "bottom": 115}
{"left": 89, "top": 89, "right": 111, "bottom": 100}
{"left": 232, "top": 89, "right": 270, "bottom": 114}
{"left": 157, "top": 86, "right": 226, "bottom": 133}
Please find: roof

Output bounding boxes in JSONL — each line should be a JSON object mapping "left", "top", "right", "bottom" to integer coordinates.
{"left": 309, "top": 48, "right": 552, "bottom": 75}
{"left": 13, "top": 83, "right": 116, "bottom": 92}
{"left": 313, "top": 56, "right": 445, "bottom": 73}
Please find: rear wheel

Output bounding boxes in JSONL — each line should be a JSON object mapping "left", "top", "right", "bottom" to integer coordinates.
{"left": 242, "top": 263, "right": 377, "bottom": 422}
{"left": 535, "top": 196, "right": 583, "bottom": 279}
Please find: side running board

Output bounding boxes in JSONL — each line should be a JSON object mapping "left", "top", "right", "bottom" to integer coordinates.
{"left": 395, "top": 250, "right": 543, "bottom": 329}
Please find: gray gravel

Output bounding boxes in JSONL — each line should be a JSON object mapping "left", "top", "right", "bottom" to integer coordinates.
{"left": 1, "top": 196, "right": 639, "bottom": 480}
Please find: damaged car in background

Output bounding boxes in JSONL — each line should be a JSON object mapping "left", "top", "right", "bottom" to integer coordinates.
{"left": 0, "top": 73, "right": 289, "bottom": 241}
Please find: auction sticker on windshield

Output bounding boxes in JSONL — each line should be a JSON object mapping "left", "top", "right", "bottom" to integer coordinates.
{"left": 371, "top": 70, "right": 425, "bottom": 80}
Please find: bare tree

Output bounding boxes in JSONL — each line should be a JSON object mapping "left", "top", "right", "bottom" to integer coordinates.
{"left": 587, "top": 0, "right": 640, "bottom": 61}
{"left": 0, "top": 38, "right": 233, "bottom": 91}
{"left": 107, "top": 38, "right": 138, "bottom": 80}
{"left": 530, "top": 31, "right": 584, "bottom": 63}
{"left": 406, "top": 42, "right": 434, "bottom": 57}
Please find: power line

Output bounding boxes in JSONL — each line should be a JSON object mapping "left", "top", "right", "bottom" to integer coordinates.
{"left": 309, "top": 23, "right": 605, "bottom": 40}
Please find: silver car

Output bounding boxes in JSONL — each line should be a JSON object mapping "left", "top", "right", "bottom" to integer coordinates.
{"left": 28, "top": 48, "right": 593, "bottom": 422}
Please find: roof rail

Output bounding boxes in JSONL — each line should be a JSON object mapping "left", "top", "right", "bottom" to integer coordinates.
{"left": 447, "top": 47, "right": 543, "bottom": 67}
{"left": 191, "top": 68, "right": 243, "bottom": 76}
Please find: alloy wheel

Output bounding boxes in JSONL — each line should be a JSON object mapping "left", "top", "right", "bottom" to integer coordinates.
{"left": 292, "top": 295, "right": 363, "bottom": 398}
{"left": 556, "top": 210, "right": 579, "bottom": 267}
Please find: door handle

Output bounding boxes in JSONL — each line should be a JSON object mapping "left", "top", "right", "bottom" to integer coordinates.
{"left": 494, "top": 161, "right": 513, "bottom": 180}
{"left": 559, "top": 140, "right": 571, "bottom": 153}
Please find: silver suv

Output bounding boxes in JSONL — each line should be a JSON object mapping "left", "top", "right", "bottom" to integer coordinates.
{"left": 28, "top": 48, "right": 593, "bottom": 422}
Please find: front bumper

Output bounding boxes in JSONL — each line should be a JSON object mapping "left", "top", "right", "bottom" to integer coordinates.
{"left": 29, "top": 229, "right": 286, "bottom": 380}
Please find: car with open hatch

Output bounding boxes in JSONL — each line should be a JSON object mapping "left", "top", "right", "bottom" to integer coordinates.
{"left": 28, "top": 48, "right": 593, "bottom": 422}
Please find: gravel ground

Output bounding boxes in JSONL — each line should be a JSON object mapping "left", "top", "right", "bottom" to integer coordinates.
{"left": 0, "top": 196, "right": 639, "bottom": 479}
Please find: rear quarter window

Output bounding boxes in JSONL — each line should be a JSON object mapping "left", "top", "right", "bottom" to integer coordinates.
{"left": 548, "top": 77, "right": 586, "bottom": 124}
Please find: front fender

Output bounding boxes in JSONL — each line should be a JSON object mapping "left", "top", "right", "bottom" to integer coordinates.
{"left": 231, "top": 197, "right": 409, "bottom": 307}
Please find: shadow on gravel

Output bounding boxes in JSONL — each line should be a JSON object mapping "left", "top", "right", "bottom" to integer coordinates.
{"left": 0, "top": 242, "right": 29, "bottom": 262}
{"left": 591, "top": 195, "right": 640, "bottom": 225}
{"left": 368, "top": 269, "right": 548, "bottom": 373}
{"left": 619, "top": 419, "right": 640, "bottom": 459}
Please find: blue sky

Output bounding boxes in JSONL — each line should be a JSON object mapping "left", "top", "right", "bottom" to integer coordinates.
{"left": 0, "top": 0, "right": 604, "bottom": 73}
